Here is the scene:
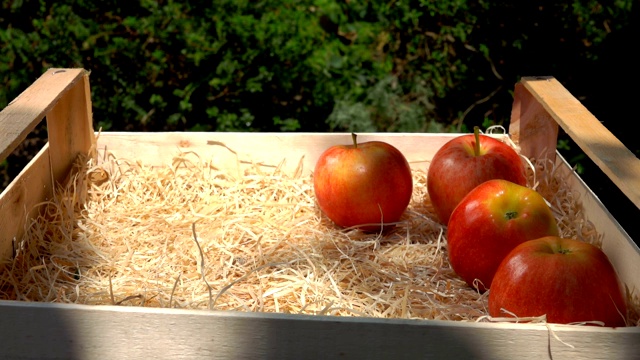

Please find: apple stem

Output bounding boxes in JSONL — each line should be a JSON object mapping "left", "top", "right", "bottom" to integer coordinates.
{"left": 351, "top": 133, "right": 358, "bottom": 148}
{"left": 473, "top": 126, "right": 481, "bottom": 156}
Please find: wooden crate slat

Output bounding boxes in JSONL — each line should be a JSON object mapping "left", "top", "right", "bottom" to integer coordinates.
{"left": 0, "top": 145, "right": 51, "bottom": 260}
{"left": 95, "top": 131, "right": 460, "bottom": 174}
{"left": 512, "top": 76, "right": 640, "bottom": 210}
{"left": 509, "top": 76, "right": 560, "bottom": 162}
{"left": 0, "top": 301, "right": 638, "bottom": 360}
{"left": 0, "top": 68, "right": 95, "bottom": 263}
{"left": 45, "top": 69, "right": 95, "bottom": 184}
{"left": 0, "top": 68, "right": 88, "bottom": 162}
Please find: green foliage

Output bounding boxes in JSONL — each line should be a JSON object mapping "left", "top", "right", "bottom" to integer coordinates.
{"left": 327, "top": 75, "right": 443, "bottom": 132}
{"left": 572, "top": 0, "right": 634, "bottom": 57}
{"left": 0, "top": 0, "right": 636, "bottom": 134}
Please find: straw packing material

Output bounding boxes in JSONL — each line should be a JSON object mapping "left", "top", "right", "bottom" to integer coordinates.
{"left": 0, "top": 145, "right": 637, "bottom": 326}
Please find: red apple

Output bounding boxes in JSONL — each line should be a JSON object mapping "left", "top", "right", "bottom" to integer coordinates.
{"left": 489, "top": 236, "right": 628, "bottom": 327}
{"left": 313, "top": 133, "right": 413, "bottom": 232}
{"left": 447, "top": 179, "right": 559, "bottom": 291}
{"left": 427, "top": 127, "right": 527, "bottom": 224}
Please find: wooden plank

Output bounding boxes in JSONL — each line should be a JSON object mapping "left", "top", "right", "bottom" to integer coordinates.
{"left": 0, "top": 68, "right": 87, "bottom": 163}
{"left": 0, "top": 300, "right": 637, "bottom": 360}
{"left": 0, "top": 68, "right": 95, "bottom": 263}
{"left": 0, "top": 145, "right": 51, "bottom": 262}
{"left": 509, "top": 76, "right": 559, "bottom": 162}
{"left": 0, "top": 69, "right": 95, "bottom": 261}
{"left": 95, "top": 132, "right": 464, "bottom": 175}
{"left": 45, "top": 69, "right": 96, "bottom": 185}
{"left": 513, "top": 76, "right": 640, "bottom": 210}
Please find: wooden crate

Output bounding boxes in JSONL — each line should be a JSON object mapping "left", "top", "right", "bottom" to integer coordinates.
{"left": 0, "top": 68, "right": 639, "bottom": 359}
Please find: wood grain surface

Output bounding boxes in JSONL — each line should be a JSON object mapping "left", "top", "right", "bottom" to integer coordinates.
{"left": 0, "top": 301, "right": 638, "bottom": 360}
{"left": 512, "top": 76, "right": 640, "bottom": 210}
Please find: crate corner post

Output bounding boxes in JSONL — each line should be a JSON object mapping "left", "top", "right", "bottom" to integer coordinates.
{"left": 45, "top": 68, "right": 96, "bottom": 185}
{"left": 508, "top": 76, "right": 560, "bottom": 163}
{"left": 0, "top": 68, "right": 95, "bottom": 263}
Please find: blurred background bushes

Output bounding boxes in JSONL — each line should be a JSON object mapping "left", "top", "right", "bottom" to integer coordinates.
{"left": 3, "top": 0, "right": 634, "bottom": 134}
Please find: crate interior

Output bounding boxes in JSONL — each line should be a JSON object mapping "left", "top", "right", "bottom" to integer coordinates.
{"left": 1, "top": 129, "right": 637, "bottom": 327}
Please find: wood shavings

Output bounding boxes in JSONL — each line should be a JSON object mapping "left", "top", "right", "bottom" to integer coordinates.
{"left": 0, "top": 145, "right": 637, "bottom": 327}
